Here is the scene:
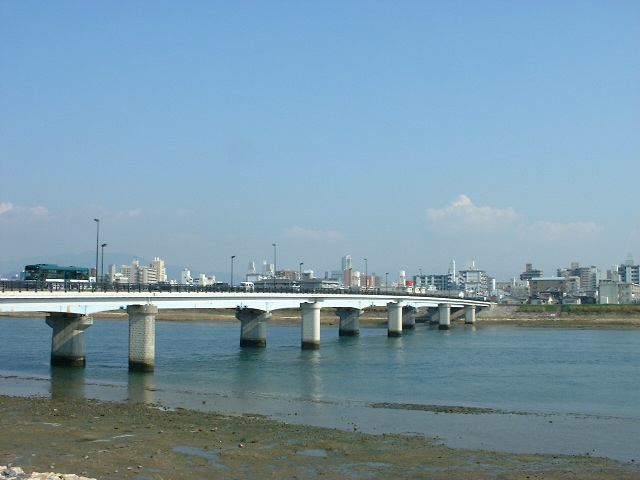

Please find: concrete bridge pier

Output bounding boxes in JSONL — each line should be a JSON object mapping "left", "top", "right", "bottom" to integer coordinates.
{"left": 301, "top": 302, "right": 321, "bottom": 349}
{"left": 438, "top": 303, "right": 451, "bottom": 330}
{"left": 127, "top": 304, "right": 157, "bottom": 372}
{"left": 465, "top": 305, "right": 476, "bottom": 324}
{"left": 335, "top": 307, "right": 361, "bottom": 336}
{"left": 402, "top": 306, "right": 418, "bottom": 330}
{"left": 236, "top": 307, "right": 271, "bottom": 347}
{"left": 46, "top": 313, "right": 93, "bottom": 367}
{"left": 387, "top": 301, "right": 403, "bottom": 337}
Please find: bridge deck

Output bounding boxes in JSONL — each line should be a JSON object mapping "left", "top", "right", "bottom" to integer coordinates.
{"left": 0, "top": 291, "right": 491, "bottom": 315}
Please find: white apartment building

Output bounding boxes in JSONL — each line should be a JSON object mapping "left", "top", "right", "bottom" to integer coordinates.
{"left": 458, "top": 267, "right": 490, "bottom": 297}
{"left": 151, "top": 257, "right": 167, "bottom": 282}
{"left": 114, "top": 257, "right": 167, "bottom": 284}
{"left": 181, "top": 268, "right": 193, "bottom": 284}
{"left": 599, "top": 280, "right": 640, "bottom": 304}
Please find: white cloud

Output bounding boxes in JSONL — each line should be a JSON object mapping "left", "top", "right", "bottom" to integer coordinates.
{"left": 0, "top": 202, "right": 13, "bottom": 214}
{"left": 176, "top": 208, "right": 194, "bottom": 217}
{"left": 0, "top": 202, "right": 48, "bottom": 217}
{"left": 112, "top": 209, "right": 142, "bottom": 219}
{"left": 516, "top": 220, "right": 602, "bottom": 242}
{"left": 426, "top": 194, "right": 517, "bottom": 232}
{"left": 285, "top": 226, "right": 343, "bottom": 241}
{"left": 426, "top": 194, "right": 603, "bottom": 243}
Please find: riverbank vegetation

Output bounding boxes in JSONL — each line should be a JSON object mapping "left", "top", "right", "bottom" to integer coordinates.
{"left": 518, "top": 304, "right": 640, "bottom": 315}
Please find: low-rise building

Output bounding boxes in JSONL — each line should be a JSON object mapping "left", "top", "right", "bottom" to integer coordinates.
{"left": 529, "top": 277, "right": 567, "bottom": 299}
{"left": 599, "top": 280, "right": 640, "bottom": 304}
{"left": 301, "top": 277, "right": 341, "bottom": 290}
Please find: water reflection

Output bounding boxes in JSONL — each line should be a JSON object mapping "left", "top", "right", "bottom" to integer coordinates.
{"left": 388, "top": 336, "right": 407, "bottom": 366}
{"left": 233, "top": 347, "right": 268, "bottom": 397}
{"left": 128, "top": 371, "right": 155, "bottom": 404}
{"left": 50, "top": 366, "right": 85, "bottom": 400}
{"left": 299, "top": 349, "right": 324, "bottom": 402}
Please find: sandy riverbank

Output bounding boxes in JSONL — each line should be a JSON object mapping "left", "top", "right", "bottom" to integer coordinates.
{"left": 474, "top": 305, "right": 640, "bottom": 328}
{"left": 4, "top": 304, "right": 639, "bottom": 329}
{"left": 2, "top": 395, "right": 638, "bottom": 480}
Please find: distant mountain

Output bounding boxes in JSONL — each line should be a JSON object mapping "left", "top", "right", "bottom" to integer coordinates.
{"left": 0, "top": 252, "right": 239, "bottom": 284}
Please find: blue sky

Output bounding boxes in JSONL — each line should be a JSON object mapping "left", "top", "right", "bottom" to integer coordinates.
{"left": 1, "top": 0, "right": 638, "bottom": 281}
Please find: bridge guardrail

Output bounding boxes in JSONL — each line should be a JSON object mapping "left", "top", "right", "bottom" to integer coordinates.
{"left": 0, "top": 280, "right": 487, "bottom": 302}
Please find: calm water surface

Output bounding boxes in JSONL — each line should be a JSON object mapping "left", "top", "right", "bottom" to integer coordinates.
{"left": 1, "top": 317, "right": 638, "bottom": 462}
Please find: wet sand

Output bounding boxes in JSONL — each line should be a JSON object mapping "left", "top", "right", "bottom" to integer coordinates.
{"left": 2, "top": 395, "right": 639, "bottom": 480}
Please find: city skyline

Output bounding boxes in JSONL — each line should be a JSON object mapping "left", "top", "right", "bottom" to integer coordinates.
{"left": 1, "top": 2, "right": 638, "bottom": 281}
{"left": 2, "top": 246, "right": 636, "bottom": 286}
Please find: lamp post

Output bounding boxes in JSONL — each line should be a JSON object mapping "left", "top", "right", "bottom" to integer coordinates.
{"left": 385, "top": 272, "right": 389, "bottom": 290}
{"left": 272, "top": 243, "right": 277, "bottom": 290}
{"left": 299, "top": 262, "right": 303, "bottom": 291}
{"left": 94, "top": 218, "right": 99, "bottom": 283}
{"left": 231, "top": 255, "right": 236, "bottom": 290}
{"left": 101, "top": 243, "right": 107, "bottom": 284}
{"left": 364, "top": 258, "right": 368, "bottom": 291}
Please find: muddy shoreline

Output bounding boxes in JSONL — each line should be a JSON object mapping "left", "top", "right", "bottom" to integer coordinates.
{"left": 2, "top": 395, "right": 638, "bottom": 480}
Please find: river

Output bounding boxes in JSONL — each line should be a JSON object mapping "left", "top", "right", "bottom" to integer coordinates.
{"left": 1, "top": 316, "right": 638, "bottom": 462}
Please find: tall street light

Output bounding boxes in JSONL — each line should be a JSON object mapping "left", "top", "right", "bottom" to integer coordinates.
{"left": 364, "top": 258, "right": 368, "bottom": 291}
{"left": 299, "top": 262, "right": 304, "bottom": 290}
{"left": 101, "top": 243, "right": 108, "bottom": 284}
{"left": 385, "top": 272, "right": 389, "bottom": 289}
{"left": 272, "top": 243, "right": 277, "bottom": 290}
{"left": 230, "top": 255, "right": 236, "bottom": 289}
{"left": 94, "top": 218, "right": 100, "bottom": 282}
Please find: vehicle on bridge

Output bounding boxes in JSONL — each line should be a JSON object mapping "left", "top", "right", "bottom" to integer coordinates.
{"left": 24, "top": 264, "right": 90, "bottom": 284}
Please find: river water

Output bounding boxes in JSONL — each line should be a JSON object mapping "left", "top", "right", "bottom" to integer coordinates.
{"left": 1, "top": 317, "right": 638, "bottom": 462}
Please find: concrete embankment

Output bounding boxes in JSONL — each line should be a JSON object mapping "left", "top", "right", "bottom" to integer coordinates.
{"left": 1, "top": 466, "right": 95, "bottom": 480}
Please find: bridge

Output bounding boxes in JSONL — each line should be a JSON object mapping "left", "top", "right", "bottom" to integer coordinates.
{"left": 0, "top": 287, "right": 491, "bottom": 372}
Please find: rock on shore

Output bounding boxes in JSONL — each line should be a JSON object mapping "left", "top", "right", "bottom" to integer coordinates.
{"left": 1, "top": 466, "right": 95, "bottom": 480}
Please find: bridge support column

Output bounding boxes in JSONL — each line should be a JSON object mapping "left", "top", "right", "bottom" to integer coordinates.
{"left": 387, "top": 302, "right": 403, "bottom": 337}
{"left": 301, "top": 302, "right": 321, "bottom": 349}
{"left": 236, "top": 307, "right": 271, "bottom": 347}
{"left": 402, "top": 306, "right": 418, "bottom": 330}
{"left": 465, "top": 305, "right": 476, "bottom": 324}
{"left": 335, "top": 307, "right": 361, "bottom": 336}
{"left": 46, "top": 313, "right": 93, "bottom": 367}
{"left": 127, "top": 304, "right": 157, "bottom": 372}
{"left": 438, "top": 303, "right": 451, "bottom": 330}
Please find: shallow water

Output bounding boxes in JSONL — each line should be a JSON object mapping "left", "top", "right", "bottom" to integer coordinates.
{"left": 1, "top": 317, "right": 638, "bottom": 461}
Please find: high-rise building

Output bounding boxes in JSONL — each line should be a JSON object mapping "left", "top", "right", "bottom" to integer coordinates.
{"left": 458, "top": 266, "right": 489, "bottom": 297}
{"left": 151, "top": 257, "right": 167, "bottom": 282}
{"left": 520, "top": 263, "right": 544, "bottom": 281}
{"left": 617, "top": 254, "right": 639, "bottom": 284}
{"left": 342, "top": 255, "right": 353, "bottom": 287}
{"left": 557, "top": 263, "right": 600, "bottom": 292}
{"left": 117, "top": 257, "right": 166, "bottom": 284}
